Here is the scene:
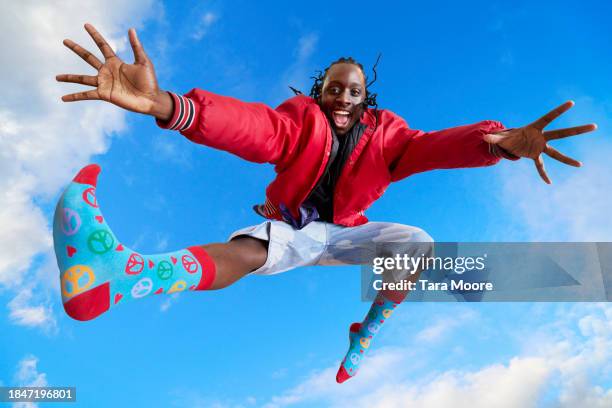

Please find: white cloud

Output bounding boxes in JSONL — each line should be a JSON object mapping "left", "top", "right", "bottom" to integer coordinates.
{"left": 14, "top": 355, "right": 48, "bottom": 387}
{"left": 296, "top": 34, "right": 318, "bottom": 62}
{"left": 150, "top": 135, "right": 193, "bottom": 168}
{"left": 275, "top": 33, "right": 319, "bottom": 101}
{"left": 415, "top": 309, "right": 477, "bottom": 343}
{"left": 351, "top": 357, "right": 551, "bottom": 408}
{"left": 0, "top": 0, "right": 158, "bottom": 328}
{"left": 7, "top": 288, "right": 56, "bottom": 331}
{"left": 261, "top": 304, "right": 611, "bottom": 408}
{"left": 0, "top": 174, "right": 51, "bottom": 288}
{"left": 498, "top": 156, "right": 612, "bottom": 241}
{"left": 12, "top": 354, "right": 48, "bottom": 408}
{"left": 191, "top": 12, "right": 218, "bottom": 41}
{"left": 547, "top": 304, "right": 612, "bottom": 408}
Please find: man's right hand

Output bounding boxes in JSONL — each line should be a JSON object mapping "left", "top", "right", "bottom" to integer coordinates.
{"left": 56, "top": 23, "right": 173, "bottom": 121}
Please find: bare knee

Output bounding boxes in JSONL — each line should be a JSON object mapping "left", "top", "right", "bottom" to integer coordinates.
{"left": 201, "top": 237, "right": 268, "bottom": 290}
{"left": 228, "top": 236, "right": 268, "bottom": 272}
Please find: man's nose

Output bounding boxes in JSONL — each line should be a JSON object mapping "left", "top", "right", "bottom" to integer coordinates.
{"left": 337, "top": 90, "right": 351, "bottom": 105}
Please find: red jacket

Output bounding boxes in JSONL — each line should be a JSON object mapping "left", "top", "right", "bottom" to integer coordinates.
{"left": 158, "top": 90, "right": 510, "bottom": 227}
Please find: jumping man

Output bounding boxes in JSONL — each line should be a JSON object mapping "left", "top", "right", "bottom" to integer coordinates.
{"left": 54, "top": 24, "right": 596, "bottom": 383}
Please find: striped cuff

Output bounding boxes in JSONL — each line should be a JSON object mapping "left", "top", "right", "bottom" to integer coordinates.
{"left": 252, "top": 197, "right": 280, "bottom": 219}
{"left": 156, "top": 92, "right": 197, "bottom": 132}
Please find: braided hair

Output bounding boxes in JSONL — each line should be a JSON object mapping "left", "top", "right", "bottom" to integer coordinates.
{"left": 290, "top": 55, "right": 381, "bottom": 130}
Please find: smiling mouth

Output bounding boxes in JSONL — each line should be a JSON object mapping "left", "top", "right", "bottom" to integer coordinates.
{"left": 331, "top": 110, "right": 351, "bottom": 128}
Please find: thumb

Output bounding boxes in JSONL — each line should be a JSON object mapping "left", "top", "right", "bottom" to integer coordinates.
{"left": 129, "top": 28, "right": 149, "bottom": 64}
{"left": 483, "top": 132, "right": 505, "bottom": 144}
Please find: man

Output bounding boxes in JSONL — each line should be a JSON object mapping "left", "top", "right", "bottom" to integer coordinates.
{"left": 54, "top": 24, "right": 596, "bottom": 383}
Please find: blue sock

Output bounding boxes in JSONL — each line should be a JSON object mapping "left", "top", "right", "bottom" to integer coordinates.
{"left": 53, "top": 164, "right": 216, "bottom": 321}
{"left": 336, "top": 296, "right": 398, "bottom": 383}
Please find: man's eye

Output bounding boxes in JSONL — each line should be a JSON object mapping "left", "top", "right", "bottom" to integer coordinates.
{"left": 351, "top": 89, "right": 362, "bottom": 96}
{"left": 329, "top": 87, "right": 340, "bottom": 94}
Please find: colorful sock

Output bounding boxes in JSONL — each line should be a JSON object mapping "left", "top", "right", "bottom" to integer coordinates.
{"left": 336, "top": 295, "right": 399, "bottom": 383}
{"left": 53, "top": 164, "right": 216, "bottom": 321}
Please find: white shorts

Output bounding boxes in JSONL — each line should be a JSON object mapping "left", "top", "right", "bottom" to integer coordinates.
{"left": 229, "top": 220, "right": 434, "bottom": 276}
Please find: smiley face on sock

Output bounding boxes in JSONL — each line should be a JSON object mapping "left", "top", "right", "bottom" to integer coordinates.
{"left": 359, "top": 337, "right": 371, "bottom": 348}
{"left": 382, "top": 309, "right": 393, "bottom": 318}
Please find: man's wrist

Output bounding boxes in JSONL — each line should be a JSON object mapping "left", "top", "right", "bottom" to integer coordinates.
{"left": 150, "top": 90, "right": 174, "bottom": 121}
{"left": 488, "top": 128, "right": 520, "bottom": 160}
{"left": 155, "top": 91, "right": 198, "bottom": 132}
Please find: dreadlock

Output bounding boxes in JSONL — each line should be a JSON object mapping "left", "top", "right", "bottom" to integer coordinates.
{"left": 289, "top": 55, "right": 382, "bottom": 130}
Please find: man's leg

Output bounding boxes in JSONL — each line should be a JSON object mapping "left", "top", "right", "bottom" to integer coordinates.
{"left": 203, "top": 236, "right": 268, "bottom": 290}
{"left": 316, "top": 222, "right": 434, "bottom": 383}
{"left": 336, "top": 271, "right": 422, "bottom": 383}
{"left": 54, "top": 164, "right": 267, "bottom": 321}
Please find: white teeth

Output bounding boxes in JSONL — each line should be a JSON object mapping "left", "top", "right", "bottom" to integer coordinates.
{"left": 333, "top": 111, "right": 350, "bottom": 116}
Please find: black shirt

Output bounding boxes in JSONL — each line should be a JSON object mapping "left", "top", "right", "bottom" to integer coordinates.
{"left": 304, "top": 123, "right": 366, "bottom": 222}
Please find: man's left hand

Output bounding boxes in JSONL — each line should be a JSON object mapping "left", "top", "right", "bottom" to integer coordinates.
{"left": 484, "top": 101, "right": 597, "bottom": 184}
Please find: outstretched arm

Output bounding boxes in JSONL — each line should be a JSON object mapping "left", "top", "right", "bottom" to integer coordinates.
{"left": 384, "top": 102, "right": 596, "bottom": 184}
{"left": 484, "top": 101, "right": 597, "bottom": 183}
{"left": 57, "top": 23, "right": 173, "bottom": 120}
{"left": 384, "top": 115, "right": 509, "bottom": 182}
{"left": 57, "top": 24, "right": 302, "bottom": 167}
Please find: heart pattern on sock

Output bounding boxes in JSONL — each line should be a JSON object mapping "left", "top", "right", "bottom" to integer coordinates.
{"left": 53, "top": 164, "right": 216, "bottom": 322}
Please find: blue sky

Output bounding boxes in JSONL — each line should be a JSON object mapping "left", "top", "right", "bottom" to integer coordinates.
{"left": 1, "top": 1, "right": 611, "bottom": 407}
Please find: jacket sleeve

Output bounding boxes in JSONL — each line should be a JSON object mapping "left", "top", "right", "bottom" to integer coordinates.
{"left": 156, "top": 90, "right": 307, "bottom": 166}
{"left": 382, "top": 111, "right": 518, "bottom": 182}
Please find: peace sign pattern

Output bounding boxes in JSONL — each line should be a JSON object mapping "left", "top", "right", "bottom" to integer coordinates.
{"left": 61, "top": 208, "right": 81, "bottom": 236}
{"left": 87, "top": 229, "right": 115, "bottom": 254}
{"left": 182, "top": 254, "right": 199, "bottom": 274}
{"left": 131, "top": 277, "right": 153, "bottom": 298}
{"left": 56, "top": 179, "right": 206, "bottom": 313}
{"left": 125, "top": 253, "right": 145, "bottom": 275}
{"left": 82, "top": 187, "right": 98, "bottom": 208}
{"left": 56, "top": 168, "right": 208, "bottom": 320}
{"left": 167, "top": 280, "right": 187, "bottom": 294}
{"left": 340, "top": 299, "right": 399, "bottom": 379}
{"left": 62, "top": 264, "right": 95, "bottom": 298}
{"left": 157, "top": 260, "right": 174, "bottom": 280}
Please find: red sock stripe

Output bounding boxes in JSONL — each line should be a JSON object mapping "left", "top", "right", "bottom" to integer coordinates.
{"left": 187, "top": 246, "right": 216, "bottom": 290}
{"left": 63, "top": 282, "right": 110, "bottom": 321}
{"left": 72, "top": 164, "right": 101, "bottom": 186}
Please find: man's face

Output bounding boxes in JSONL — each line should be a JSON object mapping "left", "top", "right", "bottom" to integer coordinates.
{"left": 319, "top": 63, "right": 366, "bottom": 135}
